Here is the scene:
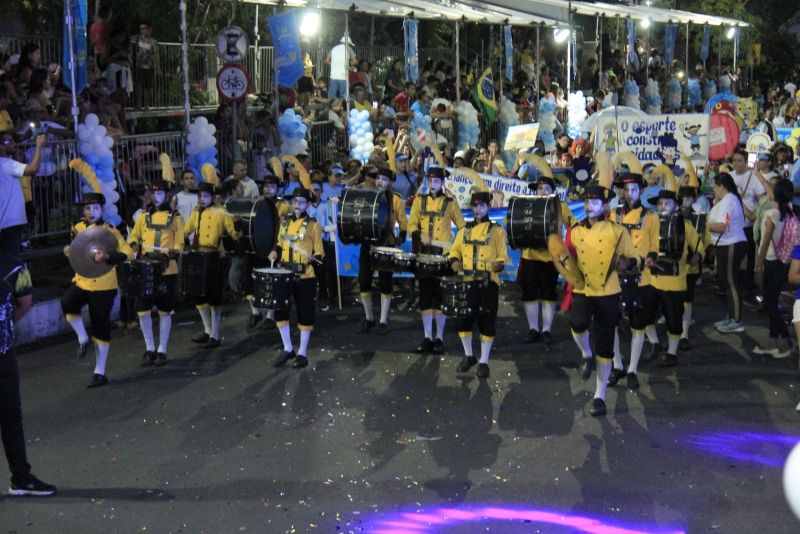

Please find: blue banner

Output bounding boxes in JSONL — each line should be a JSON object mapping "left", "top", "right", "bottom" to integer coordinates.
{"left": 700, "top": 25, "right": 711, "bottom": 63}
{"left": 664, "top": 24, "right": 678, "bottom": 64}
{"left": 627, "top": 19, "right": 636, "bottom": 65}
{"left": 62, "top": 0, "right": 88, "bottom": 93}
{"left": 267, "top": 10, "right": 303, "bottom": 89}
{"left": 335, "top": 201, "right": 585, "bottom": 280}
{"left": 404, "top": 19, "right": 419, "bottom": 84}
{"left": 504, "top": 26, "right": 513, "bottom": 82}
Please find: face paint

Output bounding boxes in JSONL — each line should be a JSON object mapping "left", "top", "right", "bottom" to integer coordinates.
{"left": 153, "top": 190, "right": 166, "bottom": 206}
{"left": 585, "top": 198, "right": 605, "bottom": 219}
{"left": 199, "top": 191, "right": 213, "bottom": 207}
{"left": 84, "top": 204, "right": 103, "bottom": 222}
{"left": 472, "top": 202, "right": 489, "bottom": 219}
{"left": 681, "top": 196, "right": 695, "bottom": 208}
{"left": 430, "top": 177, "right": 443, "bottom": 193}
{"left": 625, "top": 183, "right": 640, "bottom": 204}
{"left": 377, "top": 176, "right": 391, "bottom": 190}
{"left": 293, "top": 197, "right": 308, "bottom": 215}
{"left": 658, "top": 198, "right": 676, "bottom": 215}
{"left": 536, "top": 184, "right": 554, "bottom": 196}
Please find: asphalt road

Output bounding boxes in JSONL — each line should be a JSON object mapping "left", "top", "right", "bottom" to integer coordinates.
{"left": 3, "top": 280, "right": 800, "bottom": 533}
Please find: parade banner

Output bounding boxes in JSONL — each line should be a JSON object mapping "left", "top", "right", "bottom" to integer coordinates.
{"left": 267, "top": 11, "right": 303, "bottom": 88}
{"left": 593, "top": 112, "right": 709, "bottom": 171}
{"left": 63, "top": 0, "right": 88, "bottom": 93}
{"left": 503, "top": 123, "right": 540, "bottom": 152}
{"left": 664, "top": 25, "right": 678, "bottom": 64}
{"left": 404, "top": 19, "right": 419, "bottom": 84}
{"left": 627, "top": 20, "right": 636, "bottom": 65}
{"left": 700, "top": 25, "right": 711, "bottom": 63}
{"left": 504, "top": 26, "right": 513, "bottom": 82}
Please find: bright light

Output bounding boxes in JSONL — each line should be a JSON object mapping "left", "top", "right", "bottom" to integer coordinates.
{"left": 677, "top": 70, "right": 685, "bottom": 80}
{"left": 641, "top": 18, "right": 651, "bottom": 29}
{"left": 553, "top": 28, "right": 570, "bottom": 43}
{"left": 726, "top": 26, "right": 736, "bottom": 39}
{"left": 299, "top": 11, "right": 320, "bottom": 37}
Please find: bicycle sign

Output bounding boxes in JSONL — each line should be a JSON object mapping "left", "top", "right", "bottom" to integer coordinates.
{"left": 216, "top": 65, "right": 250, "bottom": 102}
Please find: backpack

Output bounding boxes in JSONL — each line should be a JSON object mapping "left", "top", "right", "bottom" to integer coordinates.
{"left": 774, "top": 214, "right": 800, "bottom": 264}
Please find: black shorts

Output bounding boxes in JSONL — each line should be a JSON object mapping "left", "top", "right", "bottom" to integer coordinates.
{"left": 684, "top": 273, "right": 700, "bottom": 303}
{"left": 275, "top": 277, "right": 316, "bottom": 327}
{"left": 418, "top": 276, "right": 443, "bottom": 311}
{"left": 569, "top": 293, "right": 620, "bottom": 359}
{"left": 136, "top": 274, "right": 177, "bottom": 314}
{"left": 518, "top": 258, "right": 559, "bottom": 302}
{"left": 61, "top": 284, "right": 117, "bottom": 342}
{"left": 358, "top": 244, "right": 393, "bottom": 295}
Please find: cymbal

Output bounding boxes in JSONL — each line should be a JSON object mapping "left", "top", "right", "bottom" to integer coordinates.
{"left": 69, "top": 225, "right": 119, "bottom": 278}
{"left": 547, "top": 233, "right": 585, "bottom": 290}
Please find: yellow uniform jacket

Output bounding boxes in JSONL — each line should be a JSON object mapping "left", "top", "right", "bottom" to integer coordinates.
{"left": 652, "top": 219, "right": 702, "bottom": 292}
{"left": 521, "top": 201, "right": 576, "bottom": 261}
{"left": 275, "top": 214, "right": 324, "bottom": 279}
{"left": 449, "top": 218, "right": 511, "bottom": 285}
{"left": 571, "top": 219, "right": 639, "bottom": 297}
{"left": 128, "top": 208, "right": 185, "bottom": 275}
{"left": 408, "top": 193, "right": 465, "bottom": 253}
{"left": 611, "top": 204, "right": 659, "bottom": 286}
{"left": 387, "top": 191, "right": 408, "bottom": 246}
{"left": 71, "top": 221, "right": 133, "bottom": 291}
{"left": 184, "top": 205, "right": 239, "bottom": 249}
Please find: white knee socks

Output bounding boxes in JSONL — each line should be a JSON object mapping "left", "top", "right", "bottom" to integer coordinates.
{"left": 379, "top": 294, "right": 392, "bottom": 324}
{"left": 278, "top": 323, "right": 293, "bottom": 352}
{"left": 66, "top": 314, "right": 89, "bottom": 345}
{"left": 572, "top": 330, "right": 593, "bottom": 359}
{"left": 668, "top": 335, "right": 680, "bottom": 356}
{"left": 211, "top": 307, "right": 222, "bottom": 339}
{"left": 595, "top": 359, "right": 612, "bottom": 400}
{"left": 612, "top": 328, "right": 624, "bottom": 370}
{"left": 360, "top": 292, "right": 373, "bottom": 322}
{"left": 460, "top": 333, "right": 473, "bottom": 356}
{"left": 94, "top": 340, "right": 109, "bottom": 375}
{"left": 629, "top": 330, "right": 645, "bottom": 374}
{"left": 645, "top": 325, "right": 659, "bottom": 345}
{"left": 139, "top": 313, "right": 155, "bottom": 352}
{"left": 479, "top": 338, "right": 493, "bottom": 364}
{"left": 542, "top": 301, "right": 556, "bottom": 333}
{"left": 421, "top": 312, "right": 433, "bottom": 339}
{"left": 197, "top": 306, "right": 212, "bottom": 335}
{"left": 158, "top": 314, "right": 171, "bottom": 354}
{"left": 298, "top": 329, "right": 311, "bottom": 357}
{"left": 681, "top": 303, "right": 692, "bottom": 340}
{"left": 434, "top": 313, "right": 446, "bottom": 341}
{"left": 524, "top": 301, "right": 540, "bottom": 332}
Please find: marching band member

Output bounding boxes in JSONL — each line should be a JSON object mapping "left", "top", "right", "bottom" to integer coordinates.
{"left": 61, "top": 192, "right": 133, "bottom": 387}
{"left": 358, "top": 166, "right": 407, "bottom": 334}
{"left": 449, "top": 190, "right": 510, "bottom": 378}
{"left": 555, "top": 154, "right": 638, "bottom": 415}
{"left": 408, "top": 165, "right": 464, "bottom": 353}
{"left": 129, "top": 180, "right": 185, "bottom": 367}
{"left": 184, "top": 182, "right": 240, "bottom": 348}
{"left": 269, "top": 188, "right": 324, "bottom": 368}
{"left": 647, "top": 187, "right": 702, "bottom": 367}
{"left": 609, "top": 154, "right": 660, "bottom": 389}
{"left": 519, "top": 166, "right": 575, "bottom": 345}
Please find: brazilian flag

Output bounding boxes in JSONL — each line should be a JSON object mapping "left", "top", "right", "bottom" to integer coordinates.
{"left": 473, "top": 67, "right": 497, "bottom": 123}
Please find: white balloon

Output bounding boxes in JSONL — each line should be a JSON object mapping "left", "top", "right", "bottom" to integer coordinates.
{"left": 104, "top": 137, "right": 113, "bottom": 148}
{"left": 96, "top": 126, "right": 107, "bottom": 138}
{"left": 300, "top": 140, "right": 308, "bottom": 150}
{"left": 359, "top": 110, "right": 369, "bottom": 121}
{"left": 206, "top": 124, "right": 216, "bottom": 135}
{"left": 196, "top": 116, "right": 208, "bottom": 126}
{"left": 349, "top": 134, "right": 358, "bottom": 144}
{"left": 785, "top": 443, "right": 800, "bottom": 519}
{"left": 364, "top": 142, "right": 374, "bottom": 151}
{"left": 364, "top": 132, "right": 374, "bottom": 142}
{"left": 77, "top": 126, "right": 90, "bottom": 141}
{"left": 85, "top": 113, "right": 99, "bottom": 127}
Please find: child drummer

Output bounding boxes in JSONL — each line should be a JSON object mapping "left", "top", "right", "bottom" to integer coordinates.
{"left": 62, "top": 192, "right": 133, "bottom": 387}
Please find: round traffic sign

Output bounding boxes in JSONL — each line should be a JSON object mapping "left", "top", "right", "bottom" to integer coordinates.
{"left": 216, "top": 26, "right": 249, "bottom": 63}
{"left": 216, "top": 64, "right": 250, "bottom": 102}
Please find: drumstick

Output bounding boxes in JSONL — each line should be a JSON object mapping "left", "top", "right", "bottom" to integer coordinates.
{"left": 142, "top": 244, "right": 170, "bottom": 253}
{"left": 290, "top": 244, "right": 323, "bottom": 265}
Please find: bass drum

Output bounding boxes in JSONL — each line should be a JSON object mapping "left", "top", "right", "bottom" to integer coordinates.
{"left": 506, "top": 195, "right": 562, "bottom": 250}
{"left": 658, "top": 213, "right": 685, "bottom": 261}
{"left": 224, "top": 197, "right": 278, "bottom": 256}
{"left": 337, "top": 188, "right": 391, "bottom": 245}
{"left": 180, "top": 247, "right": 222, "bottom": 300}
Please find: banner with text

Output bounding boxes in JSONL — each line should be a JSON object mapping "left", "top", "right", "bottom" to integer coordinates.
{"left": 267, "top": 11, "right": 303, "bottom": 88}
{"left": 63, "top": 0, "right": 88, "bottom": 93}
{"left": 504, "top": 123, "right": 540, "bottom": 152}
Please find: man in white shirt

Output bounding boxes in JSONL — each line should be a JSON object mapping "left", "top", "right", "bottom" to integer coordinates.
{"left": 171, "top": 169, "right": 198, "bottom": 223}
{"left": 225, "top": 160, "right": 260, "bottom": 199}
{"left": 326, "top": 36, "right": 356, "bottom": 100}
{"left": 730, "top": 148, "right": 765, "bottom": 291}
{"left": 0, "top": 134, "right": 45, "bottom": 254}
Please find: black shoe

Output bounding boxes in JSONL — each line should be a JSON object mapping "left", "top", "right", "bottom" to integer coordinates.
{"left": 377, "top": 323, "right": 389, "bottom": 335}
{"left": 140, "top": 350, "right": 156, "bottom": 367}
{"left": 457, "top": 356, "right": 478, "bottom": 373}
{"left": 608, "top": 367, "right": 627, "bottom": 387}
{"left": 432, "top": 338, "right": 444, "bottom": 355}
{"left": 659, "top": 353, "right": 678, "bottom": 368}
{"left": 525, "top": 329, "right": 541, "bottom": 343}
{"left": 678, "top": 338, "right": 692, "bottom": 351}
{"left": 77, "top": 341, "right": 89, "bottom": 360}
{"left": 9, "top": 474, "right": 57, "bottom": 496}
{"left": 590, "top": 398, "right": 607, "bottom": 416}
{"left": 153, "top": 352, "right": 168, "bottom": 367}
{"left": 627, "top": 372, "right": 640, "bottom": 390}
{"left": 248, "top": 315, "right": 263, "bottom": 329}
{"left": 542, "top": 331, "right": 552, "bottom": 345}
{"left": 87, "top": 373, "right": 108, "bottom": 388}
{"left": 204, "top": 337, "right": 221, "bottom": 349}
{"left": 192, "top": 332, "right": 210, "bottom": 344}
{"left": 416, "top": 338, "right": 434, "bottom": 354}
{"left": 274, "top": 350, "right": 296, "bottom": 367}
{"left": 476, "top": 363, "right": 490, "bottom": 378}
{"left": 579, "top": 357, "right": 594, "bottom": 381}
{"left": 358, "top": 320, "right": 375, "bottom": 333}
{"left": 292, "top": 355, "right": 309, "bottom": 368}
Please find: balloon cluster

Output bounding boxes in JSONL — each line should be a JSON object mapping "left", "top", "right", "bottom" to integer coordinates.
{"left": 666, "top": 77, "right": 682, "bottom": 111}
{"left": 704, "top": 78, "right": 718, "bottom": 101}
{"left": 538, "top": 95, "right": 557, "bottom": 150}
{"left": 718, "top": 74, "right": 731, "bottom": 93}
{"left": 186, "top": 116, "right": 218, "bottom": 181}
{"left": 498, "top": 97, "right": 520, "bottom": 169}
{"left": 566, "top": 92, "right": 587, "bottom": 139}
{"left": 412, "top": 111, "right": 432, "bottom": 143}
{"left": 278, "top": 109, "right": 309, "bottom": 156}
{"left": 624, "top": 80, "right": 641, "bottom": 110}
{"left": 687, "top": 78, "right": 702, "bottom": 109}
{"left": 456, "top": 101, "right": 479, "bottom": 149}
{"left": 348, "top": 108, "right": 374, "bottom": 163}
{"left": 77, "top": 113, "right": 120, "bottom": 226}
{"left": 645, "top": 79, "right": 662, "bottom": 115}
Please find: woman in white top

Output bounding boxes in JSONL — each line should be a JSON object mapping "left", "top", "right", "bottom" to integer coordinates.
{"left": 754, "top": 179, "right": 796, "bottom": 356}
{"left": 708, "top": 173, "right": 747, "bottom": 333}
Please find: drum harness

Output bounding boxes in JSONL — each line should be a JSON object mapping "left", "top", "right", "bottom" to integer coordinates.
{"left": 142, "top": 210, "right": 177, "bottom": 264}
{"left": 462, "top": 221, "right": 496, "bottom": 276}
{"left": 279, "top": 215, "right": 313, "bottom": 267}
{"left": 421, "top": 194, "right": 450, "bottom": 254}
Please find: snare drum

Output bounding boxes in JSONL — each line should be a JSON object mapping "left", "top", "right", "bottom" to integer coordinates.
{"left": 370, "top": 246, "right": 403, "bottom": 272}
{"left": 224, "top": 197, "right": 278, "bottom": 256}
{"left": 391, "top": 251, "right": 417, "bottom": 273}
{"left": 619, "top": 270, "right": 642, "bottom": 313}
{"left": 117, "top": 259, "right": 167, "bottom": 298}
{"left": 415, "top": 254, "right": 450, "bottom": 277}
{"left": 180, "top": 248, "right": 222, "bottom": 300}
{"left": 440, "top": 274, "right": 489, "bottom": 318}
{"left": 251, "top": 268, "right": 296, "bottom": 311}
{"left": 506, "top": 195, "right": 563, "bottom": 250}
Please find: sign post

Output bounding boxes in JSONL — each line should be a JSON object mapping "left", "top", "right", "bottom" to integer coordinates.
{"left": 216, "top": 64, "right": 250, "bottom": 162}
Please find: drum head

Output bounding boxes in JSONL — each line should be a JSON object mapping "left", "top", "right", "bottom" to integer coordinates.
{"left": 254, "top": 267, "right": 294, "bottom": 275}
{"left": 373, "top": 246, "right": 403, "bottom": 254}
{"left": 418, "top": 254, "right": 447, "bottom": 263}
{"left": 225, "top": 197, "right": 278, "bottom": 256}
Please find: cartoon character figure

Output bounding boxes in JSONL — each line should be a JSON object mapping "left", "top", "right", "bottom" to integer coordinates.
{"left": 657, "top": 132, "right": 679, "bottom": 167}
{"left": 680, "top": 123, "right": 706, "bottom": 157}
{"left": 602, "top": 124, "right": 617, "bottom": 155}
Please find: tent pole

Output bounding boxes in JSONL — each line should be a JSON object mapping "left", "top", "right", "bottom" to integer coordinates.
{"left": 254, "top": 5, "right": 261, "bottom": 93}
{"left": 344, "top": 11, "right": 350, "bottom": 116}
{"left": 179, "top": 0, "right": 190, "bottom": 135}
{"left": 455, "top": 20, "right": 461, "bottom": 107}
{"left": 535, "top": 24, "right": 540, "bottom": 120}
{"left": 718, "top": 25, "right": 722, "bottom": 74}
{"left": 597, "top": 16, "right": 603, "bottom": 91}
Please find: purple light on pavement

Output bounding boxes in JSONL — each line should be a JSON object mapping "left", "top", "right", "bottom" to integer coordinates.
{"left": 360, "top": 504, "right": 686, "bottom": 533}
{"left": 686, "top": 431, "right": 800, "bottom": 467}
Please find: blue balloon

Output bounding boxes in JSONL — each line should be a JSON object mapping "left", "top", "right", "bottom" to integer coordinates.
{"left": 86, "top": 154, "right": 99, "bottom": 166}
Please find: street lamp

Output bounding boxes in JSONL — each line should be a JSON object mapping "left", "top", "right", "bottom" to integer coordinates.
{"left": 641, "top": 18, "right": 651, "bottom": 29}
{"left": 726, "top": 26, "right": 736, "bottom": 40}
{"left": 553, "top": 28, "right": 570, "bottom": 43}
{"left": 299, "top": 11, "right": 321, "bottom": 37}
